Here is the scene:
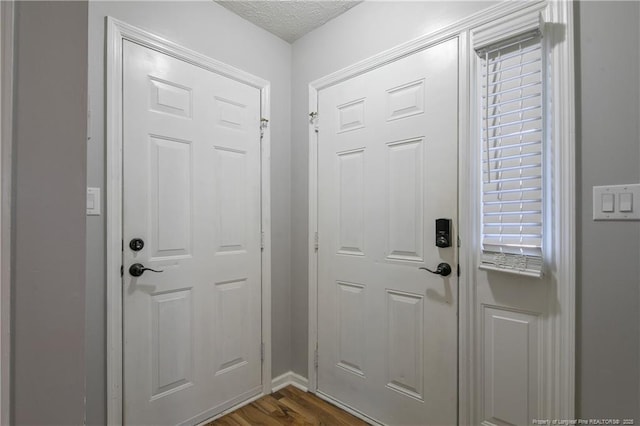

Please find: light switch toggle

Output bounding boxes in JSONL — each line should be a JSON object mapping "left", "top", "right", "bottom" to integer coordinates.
{"left": 601, "top": 193, "right": 614, "bottom": 212}
{"left": 619, "top": 192, "right": 633, "bottom": 212}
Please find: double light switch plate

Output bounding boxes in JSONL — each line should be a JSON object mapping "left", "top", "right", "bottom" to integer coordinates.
{"left": 593, "top": 184, "right": 640, "bottom": 220}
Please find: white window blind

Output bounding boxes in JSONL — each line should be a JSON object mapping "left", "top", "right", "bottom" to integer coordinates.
{"left": 478, "top": 30, "right": 545, "bottom": 277}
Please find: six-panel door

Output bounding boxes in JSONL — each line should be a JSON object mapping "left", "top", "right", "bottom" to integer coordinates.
{"left": 122, "top": 41, "right": 262, "bottom": 425}
{"left": 317, "top": 38, "right": 459, "bottom": 425}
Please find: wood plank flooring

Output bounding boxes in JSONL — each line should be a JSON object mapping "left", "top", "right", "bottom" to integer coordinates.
{"left": 207, "top": 386, "right": 370, "bottom": 426}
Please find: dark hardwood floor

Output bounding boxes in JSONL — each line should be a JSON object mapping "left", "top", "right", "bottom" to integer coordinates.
{"left": 207, "top": 385, "right": 370, "bottom": 425}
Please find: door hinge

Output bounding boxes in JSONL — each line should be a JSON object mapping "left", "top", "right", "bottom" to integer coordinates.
{"left": 309, "top": 112, "right": 319, "bottom": 133}
{"left": 87, "top": 102, "right": 92, "bottom": 142}
{"left": 261, "top": 232, "right": 265, "bottom": 250}
{"left": 260, "top": 118, "right": 269, "bottom": 139}
{"left": 261, "top": 342, "right": 265, "bottom": 362}
{"left": 314, "top": 232, "right": 319, "bottom": 251}
{"left": 457, "top": 264, "right": 461, "bottom": 277}
{"left": 314, "top": 345, "right": 319, "bottom": 369}
{"left": 457, "top": 235, "right": 461, "bottom": 248}
{"left": 120, "top": 265, "right": 123, "bottom": 277}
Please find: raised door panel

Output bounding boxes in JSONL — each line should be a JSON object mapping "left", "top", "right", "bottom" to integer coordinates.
{"left": 214, "top": 96, "right": 248, "bottom": 132}
{"left": 386, "top": 139, "right": 424, "bottom": 262}
{"left": 150, "top": 289, "right": 194, "bottom": 399}
{"left": 213, "top": 279, "right": 250, "bottom": 376}
{"left": 149, "top": 77, "right": 193, "bottom": 119}
{"left": 386, "top": 79, "right": 425, "bottom": 122}
{"left": 149, "top": 136, "right": 192, "bottom": 260}
{"left": 336, "top": 281, "right": 367, "bottom": 377}
{"left": 337, "top": 149, "right": 365, "bottom": 256}
{"left": 482, "top": 306, "right": 540, "bottom": 426}
{"left": 337, "top": 98, "right": 366, "bottom": 133}
{"left": 213, "top": 147, "right": 248, "bottom": 255}
{"left": 386, "top": 290, "right": 424, "bottom": 400}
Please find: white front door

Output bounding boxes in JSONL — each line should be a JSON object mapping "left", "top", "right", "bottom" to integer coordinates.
{"left": 317, "top": 38, "right": 459, "bottom": 425}
{"left": 122, "top": 41, "right": 262, "bottom": 425}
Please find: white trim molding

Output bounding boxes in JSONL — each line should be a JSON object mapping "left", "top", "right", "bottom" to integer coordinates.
{"left": 307, "top": 85, "right": 319, "bottom": 393}
{"left": 0, "top": 1, "right": 14, "bottom": 424}
{"left": 106, "top": 18, "right": 272, "bottom": 425}
{"left": 307, "top": 1, "right": 574, "bottom": 424}
{"left": 546, "top": 1, "right": 576, "bottom": 419}
{"left": 271, "top": 371, "right": 309, "bottom": 393}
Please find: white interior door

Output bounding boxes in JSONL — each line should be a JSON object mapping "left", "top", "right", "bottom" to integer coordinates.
{"left": 122, "top": 41, "right": 262, "bottom": 426}
{"left": 316, "top": 38, "right": 459, "bottom": 425}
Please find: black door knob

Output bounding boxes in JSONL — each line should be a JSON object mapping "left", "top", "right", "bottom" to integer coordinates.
{"left": 419, "top": 263, "right": 452, "bottom": 277}
{"left": 129, "top": 263, "right": 163, "bottom": 277}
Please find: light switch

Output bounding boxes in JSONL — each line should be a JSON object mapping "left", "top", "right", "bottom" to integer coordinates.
{"left": 601, "top": 193, "right": 614, "bottom": 212}
{"left": 87, "top": 187, "right": 101, "bottom": 216}
{"left": 620, "top": 192, "right": 633, "bottom": 212}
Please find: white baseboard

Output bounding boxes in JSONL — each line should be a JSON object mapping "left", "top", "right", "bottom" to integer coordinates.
{"left": 271, "top": 373, "right": 384, "bottom": 425}
{"left": 195, "top": 372, "right": 309, "bottom": 425}
{"left": 271, "top": 371, "right": 309, "bottom": 392}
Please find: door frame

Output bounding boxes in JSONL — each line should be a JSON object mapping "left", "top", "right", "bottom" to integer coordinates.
{"left": 106, "top": 18, "right": 272, "bottom": 425}
{"left": 307, "top": 1, "right": 575, "bottom": 423}
{"left": 0, "top": 1, "right": 13, "bottom": 425}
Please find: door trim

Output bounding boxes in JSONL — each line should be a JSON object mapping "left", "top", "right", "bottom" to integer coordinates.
{"left": 106, "top": 18, "right": 272, "bottom": 425}
{"left": 0, "top": 1, "right": 14, "bottom": 424}
{"left": 307, "top": 1, "right": 575, "bottom": 423}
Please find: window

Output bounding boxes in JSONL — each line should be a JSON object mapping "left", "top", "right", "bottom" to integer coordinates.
{"left": 477, "top": 30, "right": 546, "bottom": 277}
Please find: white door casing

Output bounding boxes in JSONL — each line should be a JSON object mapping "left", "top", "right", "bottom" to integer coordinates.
{"left": 107, "top": 19, "right": 272, "bottom": 425}
{"left": 316, "top": 38, "right": 459, "bottom": 425}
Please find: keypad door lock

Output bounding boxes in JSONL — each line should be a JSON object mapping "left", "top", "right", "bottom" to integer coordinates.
{"left": 129, "top": 238, "right": 144, "bottom": 251}
{"left": 436, "top": 218, "right": 452, "bottom": 248}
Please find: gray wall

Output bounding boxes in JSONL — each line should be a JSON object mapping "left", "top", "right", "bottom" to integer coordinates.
{"left": 12, "top": 2, "right": 88, "bottom": 424}
{"left": 86, "top": 3, "right": 291, "bottom": 424}
{"left": 10, "top": 1, "right": 640, "bottom": 423}
{"left": 576, "top": 1, "right": 640, "bottom": 419}
{"left": 289, "top": 0, "right": 495, "bottom": 378}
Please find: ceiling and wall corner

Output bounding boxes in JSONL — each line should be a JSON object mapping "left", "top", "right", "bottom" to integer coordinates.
{"left": 215, "top": 1, "right": 362, "bottom": 43}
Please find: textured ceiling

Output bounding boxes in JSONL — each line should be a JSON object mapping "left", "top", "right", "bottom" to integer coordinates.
{"left": 215, "top": 1, "right": 363, "bottom": 43}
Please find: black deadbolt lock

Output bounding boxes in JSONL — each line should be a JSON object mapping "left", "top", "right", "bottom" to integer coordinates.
{"left": 129, "top": 238, "right": 144, "bottom": 251}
